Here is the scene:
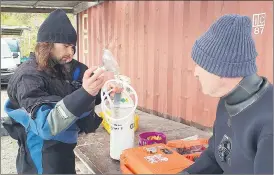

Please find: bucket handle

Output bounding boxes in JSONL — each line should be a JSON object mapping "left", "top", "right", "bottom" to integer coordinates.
{"left": 100, "top": 79, "right": 138, "bottom": 122}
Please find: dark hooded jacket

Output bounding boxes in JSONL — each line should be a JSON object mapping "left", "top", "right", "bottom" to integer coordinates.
{"left": 3, "top": 54, "right": 102, "bottom": 174}
{"left": 182, "top": 74, "right": 273, "bottom": 174}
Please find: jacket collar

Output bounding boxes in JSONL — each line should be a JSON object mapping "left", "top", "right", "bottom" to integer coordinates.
{"left": 223, "top": 74, "right": 270, "bottom": 117}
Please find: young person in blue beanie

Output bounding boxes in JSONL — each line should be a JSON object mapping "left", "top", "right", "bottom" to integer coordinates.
{"left": 3, "top": 9, "right": 120, "bottom": 174}
{"left": 181, "top": 14, "right": 273, "bottom": 174}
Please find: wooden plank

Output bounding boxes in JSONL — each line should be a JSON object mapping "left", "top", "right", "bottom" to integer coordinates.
{"left": 73, "top": 1, "right": 103, "bottom": 15}
{"left": 1, "top": 7, "right": 73, "bottom": 13}
{"left": 74, "top": 148, "right": 98, "bottom": 174}
{"left": 75, "top": 157, "right": 93, "bottom": 174}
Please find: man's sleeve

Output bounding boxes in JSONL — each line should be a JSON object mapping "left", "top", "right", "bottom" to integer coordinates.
{"left": 10, "top": 74, "right": 96, "bottom": 140}
{"left": 72, "top": 61, "right": 102, "bottom": 133}
{"left": 181, "top": 125, "right": 223, "bottom": 174}
{"left": 254, "top": 124, "right": 273, "bottom": 174}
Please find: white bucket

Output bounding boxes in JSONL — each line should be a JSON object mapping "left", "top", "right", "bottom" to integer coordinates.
{"left": 101, "top": 79, "right": 138, "bottom": 160}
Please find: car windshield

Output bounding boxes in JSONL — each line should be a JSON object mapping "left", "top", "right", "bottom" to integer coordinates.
{"left": 1, "top": 42, "right": 12, "bottom": 58}
{"left": 4, "top": 39, "right": 20, "bottom": 52}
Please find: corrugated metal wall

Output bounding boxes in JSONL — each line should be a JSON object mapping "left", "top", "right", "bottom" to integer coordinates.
{"left": 77, "top": 1, "right": 273, "bottom": 128}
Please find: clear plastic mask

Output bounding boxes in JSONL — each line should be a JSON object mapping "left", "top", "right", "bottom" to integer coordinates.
{"left": 102, "top": 49, "right": 120, "bottom": 75}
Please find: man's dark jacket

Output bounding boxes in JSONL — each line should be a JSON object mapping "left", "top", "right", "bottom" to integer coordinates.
{"left": 182, "top": 74, "right": 273, "bottom": 174}
{"left": 3, "top": 55, "right": 102, "bottom": 174}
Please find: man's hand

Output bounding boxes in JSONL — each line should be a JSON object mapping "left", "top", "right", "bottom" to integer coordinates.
{"left": 82, "top": 67, "right": 106, "bottom": 96}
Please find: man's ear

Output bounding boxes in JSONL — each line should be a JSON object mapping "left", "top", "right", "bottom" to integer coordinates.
{"left": 73, "top": 46, "right": 76, "bottom": 55}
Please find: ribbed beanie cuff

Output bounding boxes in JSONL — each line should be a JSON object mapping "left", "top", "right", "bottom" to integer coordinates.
{"left": 37, "top": 32, "right": 77, "bottom": 46}
{"left": 192, "top": 42, "right": 257, "bottom": 77}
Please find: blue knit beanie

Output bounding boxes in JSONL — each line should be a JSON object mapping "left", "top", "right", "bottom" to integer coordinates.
{"left": 192, "top": 14, "right": 258, "bottom": 77}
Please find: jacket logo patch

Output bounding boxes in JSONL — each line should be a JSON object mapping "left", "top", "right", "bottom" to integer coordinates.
{"left": 218, "top": 134, "right": 232, "bottom": 166}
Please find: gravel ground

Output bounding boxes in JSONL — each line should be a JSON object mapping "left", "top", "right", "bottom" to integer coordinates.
{"left": 1, "top": 86, "right": 17, "bottom": 174}
{"left": 1, "top": 136, "right": 18, "bottom": 174}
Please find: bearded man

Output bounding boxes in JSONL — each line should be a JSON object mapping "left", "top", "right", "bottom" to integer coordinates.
{"left": 3, "top": 9, "right": 117, "bottom": 174}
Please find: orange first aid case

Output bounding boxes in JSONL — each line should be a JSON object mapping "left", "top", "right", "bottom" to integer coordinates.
{"left": 120, "top": 144, "right": 194, "bottom": 174}
{"left": 166, "top": 138, "right": 208, "bottom": 149}
{"left": 167, "top": 138, "right": 209, "bottom": 161}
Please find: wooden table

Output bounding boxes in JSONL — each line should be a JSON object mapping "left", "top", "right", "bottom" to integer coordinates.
{"left": 75, "top": 110, "right": 211, "bottom": 174}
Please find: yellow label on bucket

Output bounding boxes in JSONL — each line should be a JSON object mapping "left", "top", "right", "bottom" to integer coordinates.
{"left": 99, "top": 111, "right": 139, "bottom": 134}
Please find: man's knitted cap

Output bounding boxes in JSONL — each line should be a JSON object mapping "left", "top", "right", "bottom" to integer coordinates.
{"left": 192, "top": 14, "right": 258, "bottom": 77}
{"left": 37, "top": 9, "right": 77, "bottom": 46}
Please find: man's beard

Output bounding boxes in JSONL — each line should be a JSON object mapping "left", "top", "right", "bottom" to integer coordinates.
{"left": 48, "top": 56, "right": 73, "bottom": 72}
{"left": 51, "top": 56, "right": 65, "bottom": 65}
{"left": 50, "top": 55, "right": 73, "bottom": 65}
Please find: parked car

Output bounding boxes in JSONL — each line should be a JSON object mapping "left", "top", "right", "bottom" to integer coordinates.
{"left": 1, "top": 38, "right": 17, "bottom": 85}
{"left": 3, "top": 38, "right": 21, "bottom": 66}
